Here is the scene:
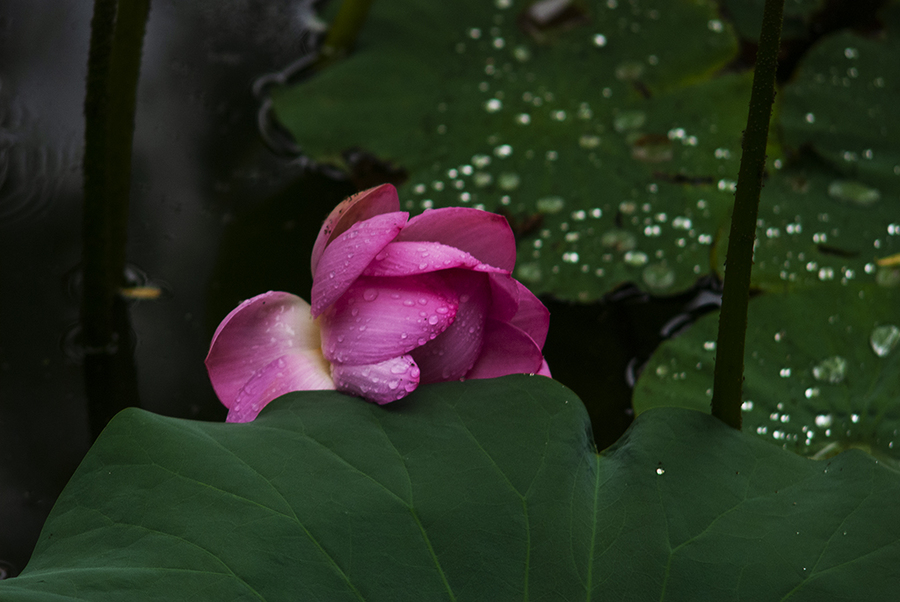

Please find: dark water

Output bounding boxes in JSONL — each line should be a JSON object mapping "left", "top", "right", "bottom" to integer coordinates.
{"left": 0, "top": 0, "right": 718, "bottom": 576}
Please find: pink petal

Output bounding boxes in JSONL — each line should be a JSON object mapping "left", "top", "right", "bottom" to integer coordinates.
{"left": 319, "top": 275, "right": 458, "bottom": 366}
{"left": 311, "top": 211, "right": 408, "bottom": 318}
{"left": 332, "top": 354, "right": 421, "bottom": 404}
{"left": 227, "top": 352, "right": 335, "bottom": 423}
{"left": 311, "top": 184, "right": 400, "bottom": 275}
{"left": 536, "top": 359, "right": 552, "bottom": 378}
{"left": 362, "top": 241, "right": 507, "bottom": 278}
{"left": 411, "top": 271, "right": 492, "bottom": 383}
{"left": 509, "top": 282, "right": 550, "bottom": 349}
{"left": 465, "top": 318, "right": 545, "bottom": 380}
{"left": 397, "top": 207, "right": 517, "bottom": 271}
{"left": 487, "top": 273, "right": 520, "bottom": 323}
{"left": 486, "top": 276, "right": 550, "bottom": 349}
{"left": 205, "top": 292, "right": 331, "bottom": 409}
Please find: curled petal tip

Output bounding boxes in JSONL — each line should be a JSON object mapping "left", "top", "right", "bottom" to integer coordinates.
{"left": 311, "top": 184, "right": 400, "bottom": 275}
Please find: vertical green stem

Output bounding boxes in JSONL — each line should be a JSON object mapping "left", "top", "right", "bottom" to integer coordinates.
{"left": 82, "top": 0, "right": 150, "bottom": 439}
{"left": 711, "top": 0, "right": 785, "bottom": 430}
{"left": 317, "top": 0, "right": 374, "bottom": 68}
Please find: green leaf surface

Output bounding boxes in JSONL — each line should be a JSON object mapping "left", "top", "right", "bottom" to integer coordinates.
{"left": 707, "top": 3, "right": 900, "bottom": 291}
{"left": 634, "top": 286, "right": 900, "bottom": 467}
{"left": 780, "top": 2, "right": 900, "bottom": 193}
{"left": 3, "top": 376, "right": 900, "bottom": 600}
{"left": 273, "top": 0, "right": 746, "bottom": 300}
{"left": 713, "top": 164, "right": 900, "bottom": 291}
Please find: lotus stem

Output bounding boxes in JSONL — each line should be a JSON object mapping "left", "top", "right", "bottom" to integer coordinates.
{"left": 82, "top": 0, "right": 150, "bottom": 439}
{"left": 711, "top": 0, "right": 785, "bottom": 430}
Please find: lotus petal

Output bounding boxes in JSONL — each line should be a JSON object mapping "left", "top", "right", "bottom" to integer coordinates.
{"left": 537, "top": 359, "right": 552, "bottom": 378}
{"left": 397, "top": 207, "right": 516, "bottom": 271}
{"left": 311, "top": 183, "right": 400, "bottom": 274}
{"left": 509, "top": 281, "right": 550, "bottom": 349}
{"left": 320, "top": 275, "right": 458, "bottom": 366}
{"left": 311, "top": 211, "right": 408, "bottom": 318}
{"left": 205, "top": 292, "right": 333, "bottom": 409}
{"left": 362, "top": 240, "right": 508, "bottom": 278}
{"left": 332, "top": 354, "right": 421, "bottom": 404}
{"left": 465, "top": 318, "right": 545, "bottom": 380}
{"left": 412, "top": 271, "right": 492, "bottom": 383}
{"left": 227, "top": 352, "right": 335, "bottom": 423}
{"left": 486, "top": 273, "right": 520, "bottom": 323}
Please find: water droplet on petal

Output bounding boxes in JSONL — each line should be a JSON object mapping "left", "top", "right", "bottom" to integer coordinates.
{"left": 363, "top": 288, "right": 379, "bottom": 302}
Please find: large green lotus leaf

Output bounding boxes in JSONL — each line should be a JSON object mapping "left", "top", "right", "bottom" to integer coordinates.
{"left": 273, "top": 0, "right": 749, "bottom": 300}
{"left": 712, "top": 164, "right": 900, "bottom": 290}
{"left": 780, "top": 2, "right": 900, "bottom": 193}
{"left": 3, "top": 376, "right": 900, "bottom": 600}
{"left": 634, "top": 286, "right": 900, "bottom": 468}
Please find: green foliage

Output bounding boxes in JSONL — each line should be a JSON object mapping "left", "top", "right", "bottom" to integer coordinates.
{"left": 634, "top": 286, "right": 900, "bottom": 468}
{"left": 272, "top": 0, "right": 900, "bottom": 302}
{"left": 3, "top": 377, "right": 899, "bottom": 600}
{"left": 273, "top": 0, "right": 748, "bottom": 301}
{"left": 780, "top": 3, "right": 900, "bottom": 192}
{"left": 726, "top": 165, "right": 900, "bottom": 290}
{"left": 730, "top": 1, "right": 900, "bottom": 292}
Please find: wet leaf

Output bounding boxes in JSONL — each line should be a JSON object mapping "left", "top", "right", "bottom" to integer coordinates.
{"left": 634, "top": 285, "right": 900, "bottom": 468}
{"left": 713, "top": 164, "right": 900, "bottom": 290}
{"left": 709, "top": 3, "right": 900, "bottom": 292}
{"left": 273, "top": 0, "right": 746, "bottom": 300}
{"left": 2, "top": 376, "right": 900, "bottom": 599}
{"left": 780, "top": 2, "right": 900, "bottom": 192}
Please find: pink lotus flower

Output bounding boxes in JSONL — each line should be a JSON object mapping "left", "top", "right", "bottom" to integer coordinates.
{"left": 206, "top": 184, "right": 550, "bottom": 422}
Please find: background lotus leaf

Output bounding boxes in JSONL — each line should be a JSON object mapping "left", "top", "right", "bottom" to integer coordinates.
{"left": 780, "top": 2, "right": 900, "bottom": 193}
{"left": 273, "top": 0, "right": 749, "bottom": 301}
{"left": 634, "top": 286, "right": 900, "bottom": 468}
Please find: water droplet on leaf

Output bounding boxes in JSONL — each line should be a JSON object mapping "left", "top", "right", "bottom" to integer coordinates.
{"left": 870, "top": 324, "right": 900, "bottom": 357}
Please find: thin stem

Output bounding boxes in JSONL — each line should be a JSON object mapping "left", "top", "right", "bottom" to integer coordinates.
{"left": 711, "top": 0, "right": 785, "bottom": 430}
{"left": 317, "top": 0, "right": 374, "bottom": 68}
{"left": 82, "top": 0, "right": 150, "bottom": 439}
